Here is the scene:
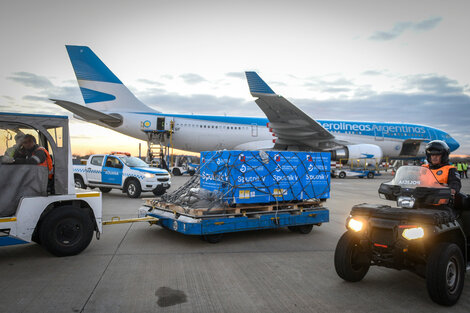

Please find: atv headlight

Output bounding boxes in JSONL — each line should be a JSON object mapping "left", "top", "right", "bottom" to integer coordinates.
{"left": 397, "top": 196, "right": 415, "bottom": 208}
{"left": 347, "top": 217, "right": 364, "bottom": 232}
{"left": 144, "top": 173, "right": 155, "bottom": 178}
{"left": 402, "top": 227, "right": 424, "bottom": 240}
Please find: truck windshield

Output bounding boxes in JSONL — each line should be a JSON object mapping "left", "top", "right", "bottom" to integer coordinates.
{"left": 120, "top": 156, "right": 149, "bottom": 168}
{"left": 386, "top": 166, "right": 444, "bottom": 188}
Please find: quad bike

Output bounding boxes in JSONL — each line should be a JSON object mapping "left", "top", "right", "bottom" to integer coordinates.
{"left": 334, "top": 165, "right": 470, "bottom": 306}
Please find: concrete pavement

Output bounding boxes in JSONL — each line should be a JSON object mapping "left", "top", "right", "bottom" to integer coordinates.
{"left": 1, "top": 176, "right": 470, "bottom": 312}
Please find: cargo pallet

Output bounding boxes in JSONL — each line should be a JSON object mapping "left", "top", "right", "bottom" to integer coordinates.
{"left": 139, "top": 199, "right": 329, "bottom": 243}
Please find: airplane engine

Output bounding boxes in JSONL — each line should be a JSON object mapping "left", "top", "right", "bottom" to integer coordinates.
{"left": 330, "top": 144, "right": 383, "bottom": 166}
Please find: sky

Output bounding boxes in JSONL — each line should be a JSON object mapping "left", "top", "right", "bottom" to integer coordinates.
{"left": 0, "top": 0, "right": 469, "bottom": 155}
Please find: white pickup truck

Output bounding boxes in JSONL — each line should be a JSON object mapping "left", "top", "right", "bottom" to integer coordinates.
{"left": 73, "top": 153, "right": 171, "bottom": 198}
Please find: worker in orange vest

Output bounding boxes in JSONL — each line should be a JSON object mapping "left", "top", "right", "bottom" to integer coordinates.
{"left": 13, "top": 134, "right": 53, "bottom": 179}
{"left": 422, "top": 140, "right": 461, "bottom": 196}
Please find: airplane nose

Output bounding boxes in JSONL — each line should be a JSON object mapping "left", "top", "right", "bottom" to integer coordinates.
{"left": 447, "top": 137, "right": 460, "bottom": 152}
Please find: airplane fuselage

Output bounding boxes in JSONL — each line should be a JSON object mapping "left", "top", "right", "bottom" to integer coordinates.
{"left": 100, "top": 112, "right": 459, "bottom": 159}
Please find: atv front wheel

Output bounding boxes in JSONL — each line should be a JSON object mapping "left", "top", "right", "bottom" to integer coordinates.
{"left": 426, "top": 242, "right": 465, "bottom": 306}
{"left": 334, "top": 231, "right": 370, "bottom": 282}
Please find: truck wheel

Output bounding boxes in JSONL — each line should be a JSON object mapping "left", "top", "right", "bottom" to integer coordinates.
{"left": 334, "top": 231, "right": 370, "bottom": 282}
{"left": 172, "top": 168, "right": 182, "bottom": 176}
{"left": 152, "top": 185, "right": 166, "bottom": 196}
{"left": 74, "top": 176, "right": 86, "bottom": 189}
{"left": 189, "top": 170, "right": 196, "bottom": 176}
{"left": 367, "top": 172, "right": 375, "bottom": 179}
{"left": 339, "top": 171, "right": 346, "bottom": 179}
{"left": 39, "top": 206, "right": 94, "bottom": 257}
{"left": 126, "top": 179, "right": 142, "bottom": 198}
{"left": 99, "top": 187, "right": 112, "bottom": 193}
{"left": 298, "top": 224, "right": 314, "bottom": 234}
{"left": 426, "top": 242, "right": 465, "bottom": 306}
{"left": 204, "top": 234, "right": 222, "bottom": 243}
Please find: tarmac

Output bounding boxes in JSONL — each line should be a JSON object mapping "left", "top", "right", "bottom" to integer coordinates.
{"left": 1, "top": 175, "right": 470, "bottom": 313}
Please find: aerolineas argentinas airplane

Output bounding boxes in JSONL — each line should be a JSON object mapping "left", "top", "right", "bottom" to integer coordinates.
{"left": 52, "top": 45, "right": 460, "bottom": 164}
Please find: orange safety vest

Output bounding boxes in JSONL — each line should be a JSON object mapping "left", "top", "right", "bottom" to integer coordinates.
{"left": 422, "top": 164, "right": 454, "bottom": 185}
{"left": 36, "top": 147, "right": 53, "bottom": 179}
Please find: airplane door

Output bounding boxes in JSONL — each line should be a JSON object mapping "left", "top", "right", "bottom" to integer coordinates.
{"left": 102, "top": 156, "right": 123, "bottom": 185}
{"left": 157, "top": 117, "right": 165, "bottom": 131}
{"left": 251, "top": 124, "right": 258, "bottom": 137}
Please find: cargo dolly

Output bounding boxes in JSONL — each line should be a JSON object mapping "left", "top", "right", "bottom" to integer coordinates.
{"left": 138, "top": 199, "right": 329, "bottom": 243}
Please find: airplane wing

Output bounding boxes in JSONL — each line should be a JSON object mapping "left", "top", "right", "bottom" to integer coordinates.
{"left": 50, "top": 99, "right": 122, "bottom": 127}
{"left": 245, "top": 72, "right": 335, "bottom": 149}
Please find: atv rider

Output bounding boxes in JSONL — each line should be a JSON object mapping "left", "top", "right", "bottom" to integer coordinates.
{"left": 423, "top": 140, "right": 461, "bottom": 196}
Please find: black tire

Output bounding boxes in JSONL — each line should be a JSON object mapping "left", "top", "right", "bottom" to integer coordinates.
{"left": 204, "top": 234, "right": 222, "bottom": 243}
{"left": 189, "top": 170, "right": 196, "bottom": 176}
{"left": 152, "top": 185, "right": 166, "bottom": 196}
{"left": 99, "top": 187, "right": 112, "bottom": 193}
{"left": 288, "top": 226, "right": 299, "bottom": 232}
{"left": 426, "top": 242, "right": 465, "bottom": 306}
{"left": 125, "top": 179, "right": 142, "bottom": 198}
{"left": 39, "top": 206, "right": 94, "bottom": 257}
{"left": 334, "top": 231, "right": 370, "bottom": 282}
{"left": 74, "top": 175, "right": 86, "bottom": 189}
{"left": 339, "top": 171, "right": 346, "bottom": 179}
{"left": 172, "top": 168, "right": 182, "bottom": 176}
{"left": 367, "top": 172, "right": 375, "bottom": 179}
{"left": 298, "top": 224, "right": 314, "bottom": 234}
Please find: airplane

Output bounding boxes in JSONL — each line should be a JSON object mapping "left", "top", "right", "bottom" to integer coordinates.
{"left": 51, "top": 45, "right": 460, "bottom": 165}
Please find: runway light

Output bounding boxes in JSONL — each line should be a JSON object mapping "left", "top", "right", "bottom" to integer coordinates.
{"left": 348, "top": 218, "right": 364, "bottom": 232}
{"left": 402, "top": 227, "right": 424, "bottom": 240}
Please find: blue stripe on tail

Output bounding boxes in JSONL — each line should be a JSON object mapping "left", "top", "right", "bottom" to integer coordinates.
{"left": 245, "top": 71, "right": 275, "bottom": 95}
{"left": 80, "top": 87, "right": 116, "bottom": 104}
{"left": 66, "top": 45, "right": 122, "bottom": 84}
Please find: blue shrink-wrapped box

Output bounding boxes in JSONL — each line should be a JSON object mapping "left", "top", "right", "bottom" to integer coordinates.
{"left": 200, "top": 150, "right": 330, "bottom": 204}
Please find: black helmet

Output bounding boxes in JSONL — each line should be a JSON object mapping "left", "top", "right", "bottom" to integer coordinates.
{"left": 425, "top": 140, "right": 450, "bottom": 164}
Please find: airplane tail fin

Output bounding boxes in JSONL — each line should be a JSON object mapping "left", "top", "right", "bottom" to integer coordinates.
{"left": 65, "top": 45, "right": 158, "bottom": 113}
{"left": 245, "top": 71, "right": 276, "bottom": 97}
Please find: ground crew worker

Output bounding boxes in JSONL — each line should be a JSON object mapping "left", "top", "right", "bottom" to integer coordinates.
{"left": 4, "top": 132, "right": 25, "bottom": 157}
{"left": 456, "top": 162, "right": 464, "bottom": 178}
{"left": 422, "top": 140, "right": 461, "bottom": 195}
{"left": 13, "top": 134, "right": 53, "bottom": 179}
{"left": 463, "top": 161, "right": 468, "bottom": 179}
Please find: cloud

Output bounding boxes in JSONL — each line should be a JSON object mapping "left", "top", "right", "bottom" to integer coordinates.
{"left": 405, "top": 74, "right": 463, "bottom": 94}
{"left": 369, "top": 17, "right": 442, "bottom": 41}
{"left": 225, "top": 72, "right": 245, "bottom": 79}
{"left": 5, "top": 71, "right": 470, "bottom": 153}
{"left": 7, "top": 72, "right": 54, "bottom": 89}
{"left": 361, "top": 70, "right": 383, "bottom": 76}
{"left": 179, "top": 73, "right": 206, "bottom": 85}
{"left": 137, "top": 78, "right": 164, "bottom": 86}
{"left": 304, "top": 76, "right": 355, "bottom": 94}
